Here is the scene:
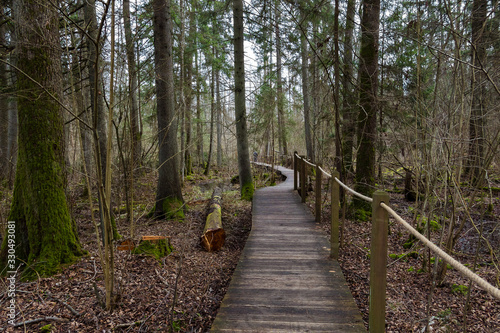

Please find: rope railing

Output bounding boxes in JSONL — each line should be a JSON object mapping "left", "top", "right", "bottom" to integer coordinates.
{"left": 333, "top": 176, "right": 374, "bottom": 203}
{"left": 380, "top": 202, "right": 500, "bottom": 300}
{"left": 292, "top": 152, "right": 500, "bottom": 332}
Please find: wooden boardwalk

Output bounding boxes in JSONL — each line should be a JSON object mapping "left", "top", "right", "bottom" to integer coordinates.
{"left": 210, "top": 165, "right": 365, "bottom": 332}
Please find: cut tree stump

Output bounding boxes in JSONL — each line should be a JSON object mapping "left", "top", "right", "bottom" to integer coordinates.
{"left": 117, "top": 239, "right": 135, "bottom": 251}
{"left": 201, "top": 187, "right": 225, "bottom": 251}
{"left": 132, "top": 236, "right": 173, "bottom": 259}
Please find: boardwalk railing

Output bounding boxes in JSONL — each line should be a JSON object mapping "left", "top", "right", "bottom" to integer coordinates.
{"left": 293, "top": 152, "right": 500, "bottom": 333}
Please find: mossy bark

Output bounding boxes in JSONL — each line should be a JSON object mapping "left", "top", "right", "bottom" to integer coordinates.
{"left": 0, "top": 0, "right": 83, "bottom": 277}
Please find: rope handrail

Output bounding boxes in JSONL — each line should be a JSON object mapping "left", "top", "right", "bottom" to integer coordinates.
{"left": 318, "top": 165, "right": 332, "bottom": 178}
{"left": 334, "top": 177, "right": 374, "bottom": 203}
{"left": 380, "top": 202, "right": 500, "bottom": 300}
{"left": 294, "top": 154, "right": 373, "bottom": 203}
{"left": 293, "top": 152, "right": 500, "bottom": 300}
{"left": 303, "top": 159, "right": 315, "bottom": 167}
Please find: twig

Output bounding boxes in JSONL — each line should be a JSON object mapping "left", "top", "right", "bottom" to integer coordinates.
{"left": 46, "top": 292, "right": 81, "bottom": 316}
{"left": 115, "top": 321, "right": 142, "bottom": 329}
{"left": 155, "top": 268, "right": 169, "bottom": 286}
{"left": 13, "top": 316, "right": 67, "bottom": 327}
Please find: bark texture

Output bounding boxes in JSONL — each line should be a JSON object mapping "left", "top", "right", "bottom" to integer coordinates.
{"left": 300, "top": 12, "right": 313, "bottom": 162}
{"left": 0, "top": 0, "right": 82, "bottom": 276}
{"left": 233, "top": 0, "right": 254, "bottom": 200}
{"left": 467, "top": 0, "right": 487, "bottom": 183}
{"left": 342, "top": 0, "right": 356, "bottom": 174}
{"left": 152, "top": 0, "right": 184, "bottom": 218}
{"left": 84, "top": 0, "right": 107, "bottom": 184}
{"left": 275, "top": 3, "right": 287, "bottom": 157}
{"left": 355, "top": 0, "right": 380, "bottom": 198}
{"left": 123, "top": 0, "right": 142, "bottom": 166}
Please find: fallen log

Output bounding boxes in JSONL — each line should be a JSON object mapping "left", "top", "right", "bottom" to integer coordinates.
{"left": 201, "top": 187, "right": 225, "bottom": 251}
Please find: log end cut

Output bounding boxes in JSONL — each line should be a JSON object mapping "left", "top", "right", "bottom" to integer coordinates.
{"left": 201, "top": 228, "right": 226, "bottom": 252}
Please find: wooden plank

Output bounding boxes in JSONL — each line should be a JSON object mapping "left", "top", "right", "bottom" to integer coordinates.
{"left": 210, "top": 166, "right": 365, "bottom": 332}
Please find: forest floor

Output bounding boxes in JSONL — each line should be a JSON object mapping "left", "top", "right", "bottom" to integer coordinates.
{"left": 307, "top": 176, "right": 500, "bottom": 333}
{"left": 0, "top": 166, "right": 263, "bottom": 332}
{"left": 0, "top": 165, "right": 499, "bottom": 332}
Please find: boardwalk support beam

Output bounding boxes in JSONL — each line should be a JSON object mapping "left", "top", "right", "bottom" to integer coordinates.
{"left": 369, "top": 190, "right": 389, "bottom": 333}
{"left": 330, "top": 170, "right": 340, "bottom": 259}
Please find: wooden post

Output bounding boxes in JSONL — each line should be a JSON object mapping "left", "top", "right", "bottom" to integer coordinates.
{"left": 330, "top": 170, "right": 340, "bottom": 259}
{"left": 293, "top": 151, "right": 298, "bottom": 190}
{"left": 300, "top": 157, "right": 306, "bottom": 203}
{"left": 369, "top": 190, "right": 389, "bottom": 333}
{"left": 315, "top": 164, "right": 322, "bottom": 222}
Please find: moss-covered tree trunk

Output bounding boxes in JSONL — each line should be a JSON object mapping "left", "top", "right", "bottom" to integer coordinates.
{"left": 152, "top": 0, "right": 184, "bottom": 219}
{"left": 0, "top": 0, "right": 83, "bottom": 277}
{"left": 233, "top": 0, "right": 254, "bottom": 200}
{"left": 354, "top": 0, "right": 380, "bottom": 202}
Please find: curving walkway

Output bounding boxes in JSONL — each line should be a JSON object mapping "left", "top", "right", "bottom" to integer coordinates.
{"left": 210, "top": 165, "right": 365, "bottom": 332}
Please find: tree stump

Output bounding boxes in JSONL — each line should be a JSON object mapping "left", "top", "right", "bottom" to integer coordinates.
{"left": 201, "top": 187, "right": 225, "bottom": 251}
{"left": 132, "top": 236, "right": 173, "bottom": 259}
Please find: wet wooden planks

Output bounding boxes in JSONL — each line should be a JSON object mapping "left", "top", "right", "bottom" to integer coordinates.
{"left": 210, "top": 165, "right": 366, "bottom": 332}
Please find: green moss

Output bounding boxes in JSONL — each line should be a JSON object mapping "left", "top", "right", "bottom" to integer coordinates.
{"left": 0, "top": 53, "right": 84, "bottom": 278}
{"left": 161, "top": 197, "right": 185, "bottom": 221}
{"left": 40, "top": 324, "right": 52, "bottom": 332}
{"left": 451, "top": 284, "right": 469, "bottom": 295}
{"left": 132, "top": 239, "right": 173, "bottom": 260}
{"left": 421, "top": 218, "right": 441, "bottom": 232}
{"left": 240, "top": 181, "right": 254, "bottom": 201}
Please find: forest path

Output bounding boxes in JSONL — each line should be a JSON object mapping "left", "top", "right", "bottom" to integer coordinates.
{"left": 210, "top": 164, "right": 365, "bottom": 332}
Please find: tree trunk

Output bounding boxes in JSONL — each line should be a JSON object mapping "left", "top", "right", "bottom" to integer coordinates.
{"left": 71, "top": 27, "right": 93, "bottom": 180}
{"left": 300, "top": 11, "right": 313, "bottom": 162}
{"left": 204, "top": 66, "right": 215, "bottom": 175}
{"left": 0, "top": 0, "right": 83, "bottom": 276}
{"left": 196, "top": 46, "right": 203, "bottom": 167}
{"left": 179, "top": 0, "right": 186, "bottom": 181}
{"left": 123, "top": 0, "right": 142, "bottom": 167}
{"left": 7, "top": 63, "right": 18, "bottom": 188}
{"left": 152, "top": 0, "right": 184, "bottom": 218}
{"left": 467, "top": 0, "right": 487, "bottom": 184}
{"left": 233, "top": 0, "right": 254, "bottom": 200}
{"left": 334, "top": 0, "right": 342, "bottom": 175}
{"left": 0, "top": 13, "right": 8, "bottom": 179}
{"left": 342, "top": 0, "right": 356, "bottom": 175}
{"left": 216, "top": 64, "right": 222, "bottom": 167}
{"left": 184, "top": 2, "right": 195, "bottom": 176}
{"left": 275, "top": 2, "right": 287, "bottom": 157}
{"left": 355, "top": 0, "right": 380, "bottom": 199}
{"left": 84, "top": 0, "right": 107, "bottom": 185}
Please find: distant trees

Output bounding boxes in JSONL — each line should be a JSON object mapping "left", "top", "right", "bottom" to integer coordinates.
{"left": 0, "top": 0, "right": 498, "bottom": 291}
